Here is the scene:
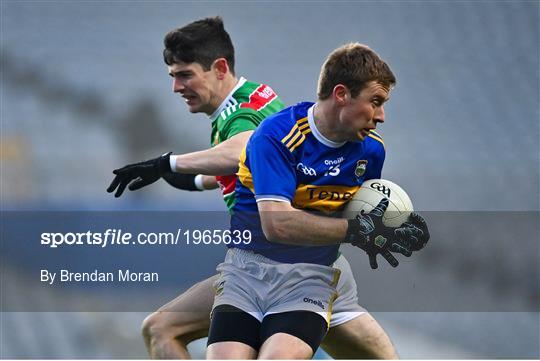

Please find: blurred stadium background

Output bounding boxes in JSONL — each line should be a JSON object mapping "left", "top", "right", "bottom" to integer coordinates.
{"left": 1, "top": 1, "right": 539, "bottom": 359}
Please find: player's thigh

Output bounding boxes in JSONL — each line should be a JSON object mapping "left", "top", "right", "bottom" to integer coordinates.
{"left": 322, "top": 313, "right": 398, "bottom": 359}
{"left": 329, "top": 255, "right": 364, "bottom": 326}
{"left": 207, "top": 305, "right": 261, "bottom": 359}
{"left": 158, "top": 274, "right": 218, "bottom": 313}
{"left": 152, "top": 275, "right": 218, "bottom": 336}
{"left": 258, "top": 311, "right": 328, "bottom": 359}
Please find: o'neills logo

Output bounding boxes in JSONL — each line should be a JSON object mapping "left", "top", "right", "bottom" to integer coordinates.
{"left": 355, "top": 160, "right": 368, "bottom": 177}
{"left": 303, "top": 297, "right": 325, "bottom": 309}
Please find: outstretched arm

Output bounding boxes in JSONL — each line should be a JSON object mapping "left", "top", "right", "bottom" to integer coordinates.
{"left": 171, "top": 131, "right": 253, "bottom": 175}
{"left": 161, "top": 173, "right": 219, "bottom": 191}
{"left": 107, "top": 131, "right": 252, "bottom": 197}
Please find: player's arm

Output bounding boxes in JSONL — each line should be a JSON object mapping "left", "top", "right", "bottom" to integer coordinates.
{"left": 161, "top": 173, "right": 219, "bottom": 191}
{"left": 107, "top": 131, "right": 251, "bottom": 197}
{"left": 257, "top": 200, "right": 348, "bottom": 246}
{"left": 201, "top": 175, "right": 219, "bottom": 189}
{"left": 171, "top": 131, "right": 253, "bottom": 175}
{"left": 258, "top": 198, "right": 424, "bottom": 269}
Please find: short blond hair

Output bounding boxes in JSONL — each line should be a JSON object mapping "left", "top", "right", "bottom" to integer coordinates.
{"left": 317, "top": 43, "right": 396, "bottom": 100}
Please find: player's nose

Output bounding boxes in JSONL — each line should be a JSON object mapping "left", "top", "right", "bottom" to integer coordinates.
{"left": 374, "top": 106, "right": 385, "bottom": 123}
{"left": 173, "top": 77, "right": 185, "bottom": 93}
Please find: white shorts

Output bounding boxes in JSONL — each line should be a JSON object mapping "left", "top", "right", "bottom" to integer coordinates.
{"left": 212, "top": 248, "right": 340, "bottom": 326}
{"left": 330, "top": 254, "right": 366, "bottom": 327}
{"left": 212, "top": 249, "right": 366, "bottom": 328}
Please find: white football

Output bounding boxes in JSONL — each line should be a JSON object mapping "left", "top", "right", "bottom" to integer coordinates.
{"left": 343, "top": 179, "right": 414, "bottom": 227}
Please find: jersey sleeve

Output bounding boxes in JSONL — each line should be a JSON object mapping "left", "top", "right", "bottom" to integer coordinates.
{"left": 247, "top": 133, "right": 297, "bottom": 202}
{"left": 220, "top": 110, "right": 261, "bottom": 141}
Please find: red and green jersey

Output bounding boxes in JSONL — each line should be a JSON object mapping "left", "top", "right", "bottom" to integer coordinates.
{"left": 209, "top": 77, "right": 285, "bottom": 211}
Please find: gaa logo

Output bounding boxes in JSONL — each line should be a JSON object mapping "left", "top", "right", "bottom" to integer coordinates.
{"left": 370, "top": 182, "right": 391, "bottom": 197}
{"left": 297, "top": 162, "right": 317, "bottom": 176}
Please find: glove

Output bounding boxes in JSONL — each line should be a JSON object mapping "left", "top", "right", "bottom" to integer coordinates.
{"left": 398, "top": 212, "right": 430, "bottom": 251}
{"left": 344, "top": 198, "right": 423, "bottom": 269}
{"left": 162, "top": 172, "right": 201, "bottom": 191}
{"left": 107, "top": 152, "right": 172, "bottom": 197}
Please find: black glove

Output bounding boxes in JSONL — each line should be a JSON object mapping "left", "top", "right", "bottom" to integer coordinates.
{"left": 107, "top": 152, "right": 172, "bottom": 197}
{"left": 345, "top": 198, "right": 423, "bottom": 269}
{"left": 162, "top": 172, "right": 201, "bottom": 191}
{"left": 398, "top": 212, "right": 430, "bottom": 251}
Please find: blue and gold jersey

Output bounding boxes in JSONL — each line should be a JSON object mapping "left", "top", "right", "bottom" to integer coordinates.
{"left": 231, "top": 102, "right": 385, "bottom": 265}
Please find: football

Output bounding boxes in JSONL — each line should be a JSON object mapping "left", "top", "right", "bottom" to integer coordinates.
{"left": 343, "top": 179, "right": 414, "bottom": 227}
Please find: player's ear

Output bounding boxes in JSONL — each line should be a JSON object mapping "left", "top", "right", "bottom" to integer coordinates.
{"left": 212, "top": 58, "right": 229, "bottom": 80}
{"left": 333, "top": 84, "right": 349, "bottom": 105}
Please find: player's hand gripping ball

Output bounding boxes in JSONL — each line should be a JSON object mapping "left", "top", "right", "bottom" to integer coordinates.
{"left": 343, "top": 179, "right": 430, "bottom": 268}
{"left": 343, "top": 179, "right": 413, "bottom": 227}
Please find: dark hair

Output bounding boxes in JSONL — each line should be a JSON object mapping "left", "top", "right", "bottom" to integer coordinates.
{"left": 163, "top": 16, "right": 235, "bottom": 74}
{"left": 318, "top": 43, "right": 396, "bottom": 100}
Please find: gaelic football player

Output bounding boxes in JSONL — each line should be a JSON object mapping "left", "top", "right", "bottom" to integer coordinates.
{"left": 206, "top": 43, "right": 430, "bottom": 359}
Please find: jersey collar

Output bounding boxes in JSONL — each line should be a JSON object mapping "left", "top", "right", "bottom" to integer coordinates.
{"left": 209, "top": 77, "right": 247, "bottom": 122}
{"left": 308, "top": 104, "right": 346, "bottom": 148}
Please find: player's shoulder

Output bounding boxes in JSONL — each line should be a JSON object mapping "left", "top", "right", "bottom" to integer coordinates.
{"left": 254, "top": 102, "right": 313, "bottom": 145}
{"left": 234, "top": 78, "right": 284, "bottom": 112}
{"left": 235, "top": 79, "right": 278, "bottom": 101}
{"left": 215, "top": 78, "right": 281, "bottom": 122}
{"left": 364, "top": 130, "right": 386, "bottom": 155}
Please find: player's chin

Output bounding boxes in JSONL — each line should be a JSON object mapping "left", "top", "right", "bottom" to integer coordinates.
{"left": 184, "top": 98, "right": 201, "bottom": 113}
{"left": 186, "top": 103, "right": 201, "bottom": 113}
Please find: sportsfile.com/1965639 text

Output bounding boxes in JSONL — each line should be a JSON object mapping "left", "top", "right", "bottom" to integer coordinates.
{"left": 40, "top": 229, "right": 252, "bottom": 248}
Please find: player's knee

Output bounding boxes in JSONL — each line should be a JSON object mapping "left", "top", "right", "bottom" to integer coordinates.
{"left": 259, "top": 348, "right": 309, "bottom": 359}
{"left": 142, "top": 310, "right": 208, "bottom": 347}
{"left": 260, "top": 346, "right": 313, "bottom": 359}
{"left": 321, "top": 313, "right": 398, "bottom": 360}
{"left": 141, "top": 311, "right": 175, "bottom": 343}
{"left": 258, "top": 333, "right": 314, "bottom": 359}
{"left": 141, "top": 312, "right": 160, "bottom": 342}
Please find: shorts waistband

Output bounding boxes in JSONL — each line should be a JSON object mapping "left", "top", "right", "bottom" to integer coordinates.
{"left": 226, "top": 247, "right": 281, "bottom": 265}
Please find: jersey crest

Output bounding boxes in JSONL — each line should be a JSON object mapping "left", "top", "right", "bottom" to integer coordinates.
{"left": 355, "top": 160, "right": 368, "bottom": 177}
